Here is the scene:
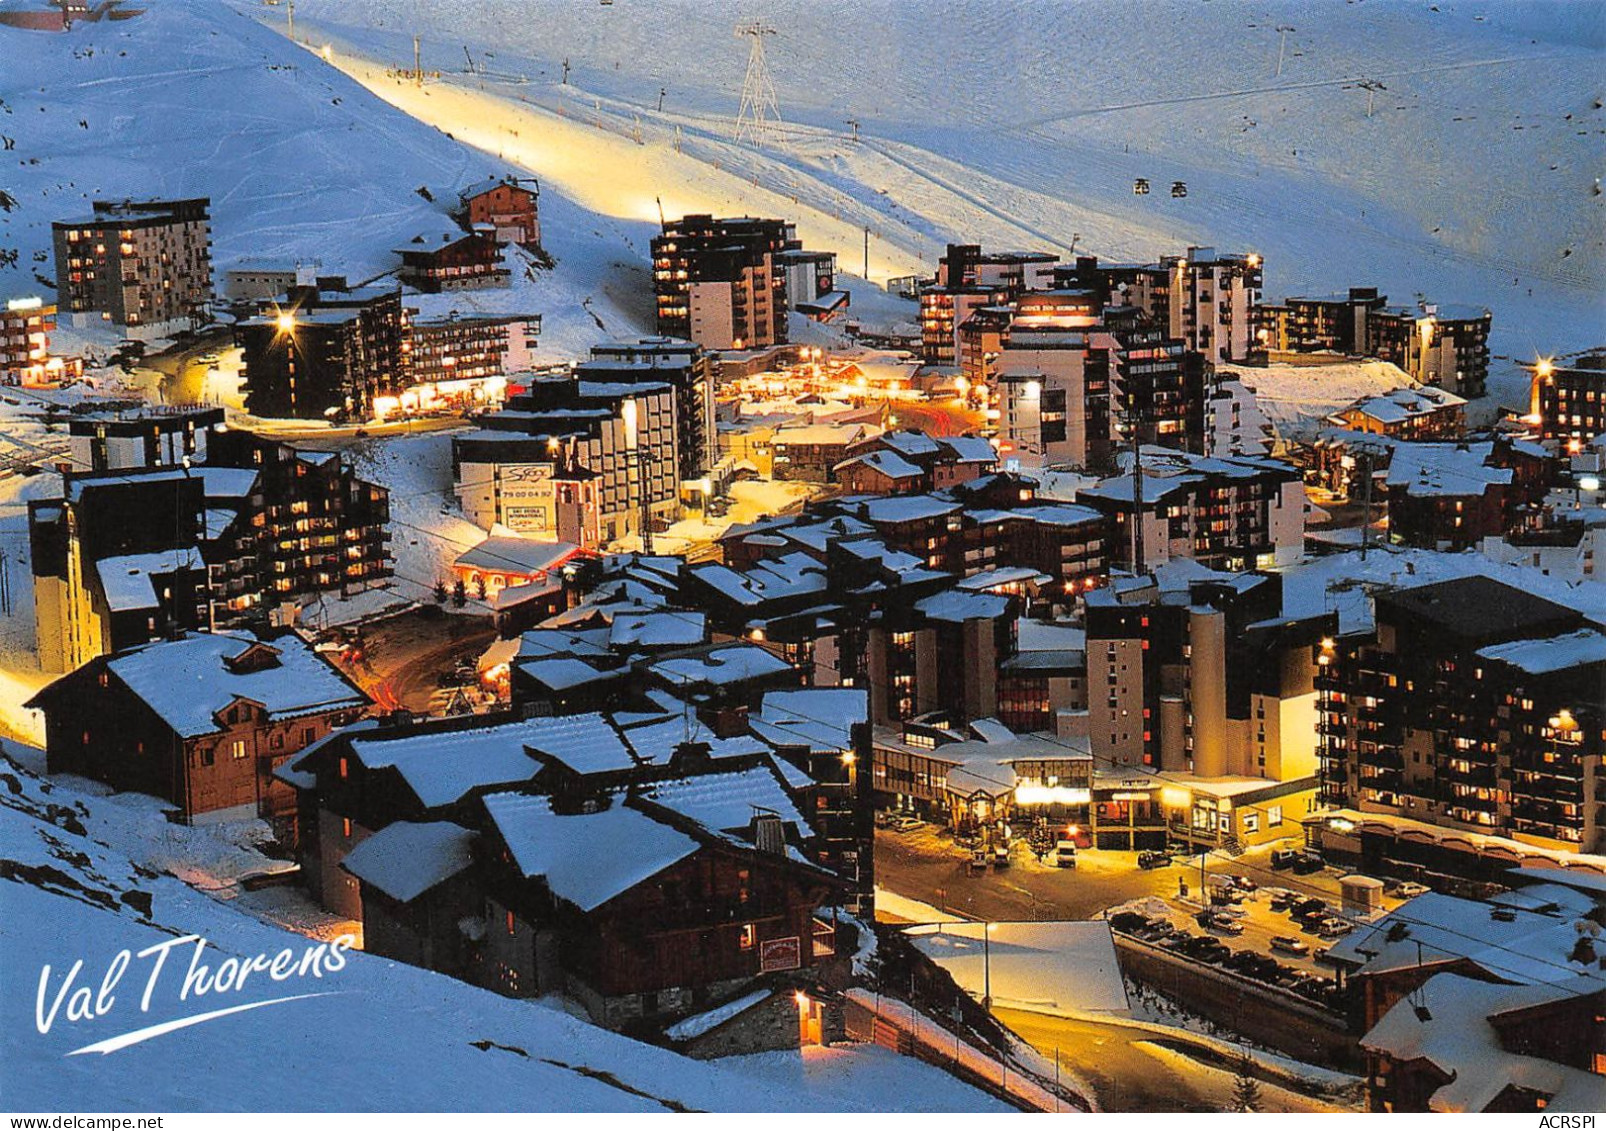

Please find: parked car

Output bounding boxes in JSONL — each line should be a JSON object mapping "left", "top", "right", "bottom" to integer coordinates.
{"left": 1109, "top": 912, "right": 1149, "bottom": 934}
{"left": 1183, "top": 935, "right": 1229, "bottom": 960}
{"left": 1289, "top": 897, "right": 1327, "bottom": 918}
{"left": 968, "top": 853, "right": 988, "bottom": 876}
{"left": 1292, "top": 851, "right": 1326, "bottom": 875}
{"left": 1395, "top": 881, "right": 1430, "bottom": 899}
{"left": 874, "top": 812, "right": 895, "bottom": 829}
{"left": 1227, "top": 874, "right": 1257, "bottom": 892}
{"left": 993, "top": 845, "right": 1011, "bottom": 869}
{"left": 1270, "top": 935, "right": 1311, "bottom": 956}
{"left": 892, "top": 816, "right": 922, "bottom": 833}
{"left": 1270, "top": 848, "right": 1301, "bottom": 870}
{"left": 1054, "top": 840, "right": 1078, "bottom": 868}
{"left": 1196, "top": 911, "right": 1245, "bottom": 935}
{"left": 1317, "top": 917, "right": 1353, "bottom": 938}
{"left": 1137, "top": 850, "right": 1171, "bottom": 869}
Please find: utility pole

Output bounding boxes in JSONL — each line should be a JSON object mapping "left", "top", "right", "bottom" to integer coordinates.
{"left": 1357, "top": 80, "right": 1385, "bottom": 118}
{"left": 287, "top": 0, "right": 294, "bottom": 41}
{"left": 657, "top": 87, "right": 666, "bottom": 113}
{"left": 561, "top": 57, "right": 570, "bottom": 84}
{"left": 845, "top": 117, "right": 860, "bottom": 142}
{"left": 414, "top": 36, "right": 423, "bottom": 87}
{"left": 863, "top": 225, "right": 870, "bottom": 280}
{"left": 0, "top": 549, "right": 10, "bottom": 617}
{"left": 1275, "top": 26, "right": 1295, "bottom": 77}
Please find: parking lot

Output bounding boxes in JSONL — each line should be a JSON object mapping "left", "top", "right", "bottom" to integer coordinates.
{"left": 876, "top": 818, "right": 1411, "bottom": 1006}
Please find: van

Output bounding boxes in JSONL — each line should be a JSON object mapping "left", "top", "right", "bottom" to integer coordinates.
{"left": 1271, "top": 848, "right": 1300, "bottom": 870}
{"left": 1054, "top": 840, "right": 1078, "bottom": 868}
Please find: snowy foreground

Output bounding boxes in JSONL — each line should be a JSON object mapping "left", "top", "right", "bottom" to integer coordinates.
{"left": 0, "top": 740, "right": 1008, "bottom": 1112}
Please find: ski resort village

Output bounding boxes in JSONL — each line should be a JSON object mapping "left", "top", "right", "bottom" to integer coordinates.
{"left": 0, "top": 0, "right": 1603, "bottom": 1118}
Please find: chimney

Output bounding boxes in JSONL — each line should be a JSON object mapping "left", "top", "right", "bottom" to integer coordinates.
{"left": 753, "top": 811, "right": 785, "bottom": 855}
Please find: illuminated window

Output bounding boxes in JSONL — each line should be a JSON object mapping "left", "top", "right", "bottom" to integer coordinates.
{"left": 739, "top": 924, "right": 756, "bottom": 950}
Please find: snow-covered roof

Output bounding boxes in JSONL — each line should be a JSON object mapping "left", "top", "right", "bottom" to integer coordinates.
{"left": 1384, "top": 441, "right": 1511, "bottom": 496}
{"left": 938, "top": 435, "right": 998, "bottom": 464}
{"left": 339, "top": 821, "right": 476, "bottom": 903}
{"left": 517, "top": 712, "right": 639, "bottom": 774}
{"left": 859, "top": 495, "right": 961, "bottom": 524}
{"left": 835, "top": 449, "right": 924, "bottom": 481}
{"left": 519, "top": 656, "right": 620, "bottom": 692}
{"left": 459, "top": 176, "right": 534, "bottom": 201}
{"left": 1014, "top": 503, "right": 1103, "bottom": 527}
{"left": 608, "top": 610, "right": 705, "bottom": 648}
{"left": 349, "top": 721, "right": 540, "bottom": 808}
{"left": 1331, "top": 385, "right": 1466, "bottom": 424}
{"left": 196, "top": 466, "right": 260, "bottom": 500}
{"left": 1016, "top": 619, "right": 1087, "bottom": 652}
{"left": 454, "top": 536, "right": 578, "bottom": 577}
{"left": 104, "top": 631, "right": 367, "bottom": 739}
{"left": 906, "top": 922, "right": 1128, "bottom": 1014}
{"left": 515, "top": 627, "right": 612, "bottom": 661}
{"left": 752, "top": 688, "right": 867, "bottom": 752}
{"left": 915, "top": 589, "right": 1011, "bottom": 623}
{"left": 664, "top": 989, "right": 773, "bottom": 1042}
{"left": 1362, "top": 972, "right": 1606, "bottom": 1113}
{"left": 874, "top": 430, "right": 942, "bottom": 458}
{"left": 95, "top": 547, "right": 205, "bottom": 612}
{"left": 1475, "top": 629, "right": 1606, "bottom": 674}
{"left": 772, "top": 422, "right": 873, "bottom": 446}
{"left": 649, "top": 644, "right": 794, "bottom": 688}
{"left": 482, "top": 793, "right": 701, "bottom": 911}
{"left": 688, "top": 555, "right": 827, "bottom": 606}
{"left": 640, "top": 764, "right": 809, "bottom": 839}
{"left": 1327, "top": 891, "right": 1606, "bottom": 989}
{"left": 620, "top": 714, "right": 769, "bottom": 763}
{"left": 955, "top": 566, "right": 1049, "bottom": 591}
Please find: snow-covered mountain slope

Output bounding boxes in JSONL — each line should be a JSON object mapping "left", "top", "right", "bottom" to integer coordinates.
{"left": 280, "top": 0, "right": 1606, "bottom": 402}
{"left": 0, "top": 0, "right": 658, "bottom": 359}
{"left": 0, "top": 742, "right": 1008, "bottom": 1111}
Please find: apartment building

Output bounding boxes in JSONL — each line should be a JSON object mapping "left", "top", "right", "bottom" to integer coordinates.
{"left": 52, "top": 197, "right": 212, "bottom": 336}
{"left": 1530, "top": 356, "right": 1606, "bottom": 447}
{"left": 652, "top": 215, "right": 794, "bottom": 350}
{"left": 237, "top": 279, "right": 410, "bottom": 420}
{"left": 1369, "top": 302, "right": 1492, "bottom": 399}
{"left": 1316, "top": 575, "right": 1605, "bottom": 852}
{"left": 1076, "top": 447, "right": 1306, "bottom": 573}
{"left": 580, "top": 337, "right": 716, "bottom": 482}
{"left": 453, "top": 374, "right": 680, "bottom": 547}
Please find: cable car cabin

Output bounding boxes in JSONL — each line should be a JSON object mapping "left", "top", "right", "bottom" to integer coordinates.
{"left": 1134, "top": 178, "right": 1150, "bottom": 195}
{"left": 1171, "top": 181, "right": 1188, "bottom": 198}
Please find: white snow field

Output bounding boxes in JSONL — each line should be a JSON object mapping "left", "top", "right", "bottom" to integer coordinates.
{"left": 276, "top": 0, "right": 1606, "bottom": 404}
{"left": 0, "top": 742, "right": 1009, "bottom": 1111}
